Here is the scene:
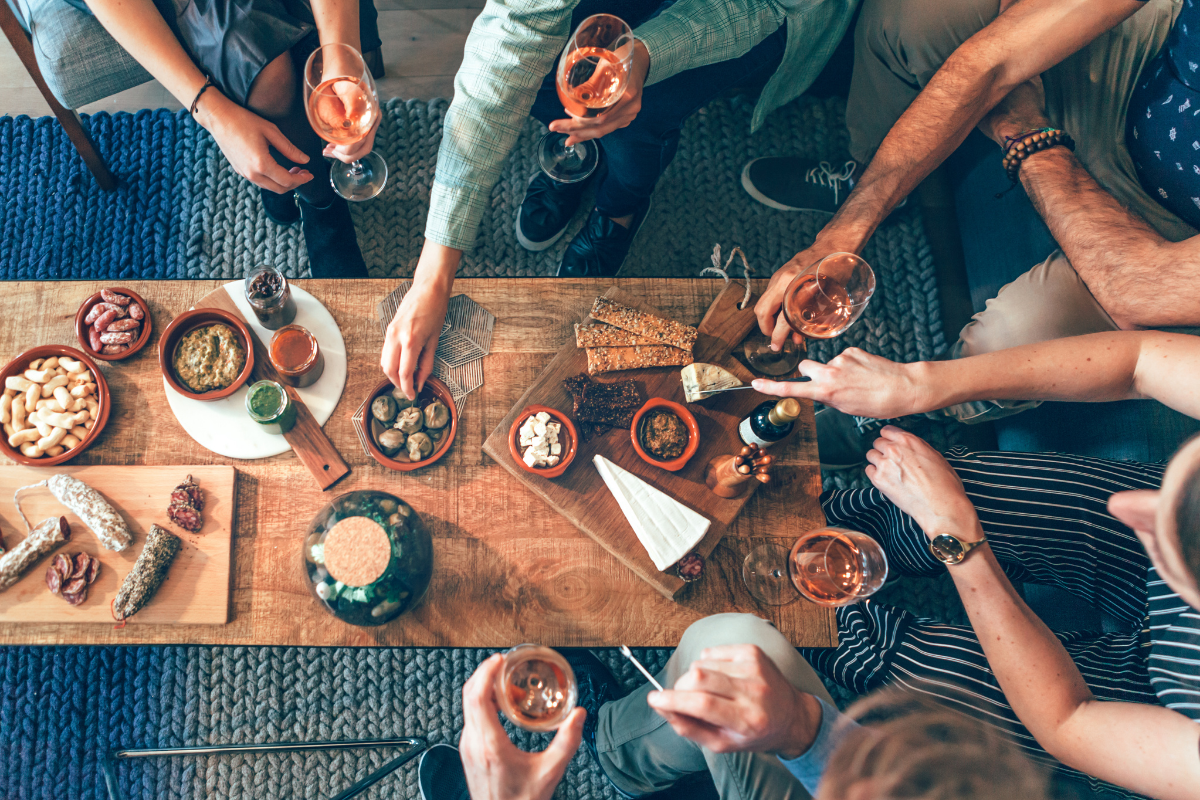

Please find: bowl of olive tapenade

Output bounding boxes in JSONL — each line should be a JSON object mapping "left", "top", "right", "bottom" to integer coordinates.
{"left": 158, "top": 309, "right": 255, "bottom": 401}
{"left": 359, "top": 377, "right": 458, "bottom": 471}
{"left": 303, "top": 490, "right": 433, "bottom": 626}
{"left": 631, "top": 397, "right": 700, "bottom": 472}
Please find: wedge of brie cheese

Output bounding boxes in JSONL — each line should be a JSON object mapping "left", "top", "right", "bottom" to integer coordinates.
{"left": 593, "top": 455, "right": 711, "bottom": 571}
{"left": 681, "top": 362, "right": 743, "bottom": 403}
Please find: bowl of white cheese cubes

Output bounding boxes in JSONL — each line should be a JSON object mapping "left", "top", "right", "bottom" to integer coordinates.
{"left": 508, "top": 405, "right": 578, "bottom": 478}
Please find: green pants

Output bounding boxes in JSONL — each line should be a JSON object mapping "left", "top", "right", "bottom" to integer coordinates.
{"left": 847, "top": 0, "right": 1196, "bottom": 423}
{"left": 596, "top": 614, "right": 834, "bottom": 800}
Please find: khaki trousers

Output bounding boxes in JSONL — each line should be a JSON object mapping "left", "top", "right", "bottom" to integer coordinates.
{"left": 596, "top": 614, "right": 835, "bottom": 800}
{"left": 846, "top": 0, "right": 1195, "bottom": 422}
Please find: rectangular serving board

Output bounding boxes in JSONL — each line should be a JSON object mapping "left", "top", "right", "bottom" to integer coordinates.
{"left": 0, "top": 465, "right": 235, "bottom": 624}
{"left": 482, "top": 284, "right": 765, "bottom": 600}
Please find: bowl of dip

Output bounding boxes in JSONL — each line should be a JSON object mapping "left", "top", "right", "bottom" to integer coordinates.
{"left": 269, "top": 324, "right": 324, "bottom": 388}
{"left": 630, "top": 397, "right": 700, "bottom": 472}
{"left": 158, "top": 308, "right": 255, "bottom": 401}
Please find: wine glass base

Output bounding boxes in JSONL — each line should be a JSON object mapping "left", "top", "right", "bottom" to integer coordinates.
{"left": 742, "top": 543, "right": 799, "bottom": 606}
{"left": 331, "top": 151, "right": 388, "bottom": 201}
{"left": 538, "top": 132, "right": 599, "bottom": 184}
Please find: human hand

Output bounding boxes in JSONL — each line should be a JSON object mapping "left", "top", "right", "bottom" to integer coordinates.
{"left": 549, "top": 40, "right": 650, "bottom": 146}
{"left": 645, "top": 645, "right": 822, "bottom": 760}
{"left": 322, "top": 78, "right": 380, "bottom": 164}
{"left": 460, "top": 654, "right": 586, "bottom": 800}
{"left": 978, "top": 76, "right": 1049, "bottom": 147}
{"left": 199, "top": 92, "right": 314, "bottom": 193}
{"left": 865, "top": 426, "right": 982, "bottom": 540}
{"left": 754, "top": 242, "right": 849, "bottom": 350}
{"left": 752, "top": 349, "right": 932, "bottom": 419}
{"left": 380, "top": 278, "right": 450, "bottom": 400}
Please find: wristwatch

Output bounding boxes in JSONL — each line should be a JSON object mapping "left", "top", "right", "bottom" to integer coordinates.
{"left": 929, "top": 533, "right": 988, "bottom": 566}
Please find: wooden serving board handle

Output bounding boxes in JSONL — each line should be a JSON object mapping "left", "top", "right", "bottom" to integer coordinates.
{"left": 195, "top": 288, "right": 350, "bottom": 491}
{"left": 695, "top": 281, "right": 760, "bottom": 364}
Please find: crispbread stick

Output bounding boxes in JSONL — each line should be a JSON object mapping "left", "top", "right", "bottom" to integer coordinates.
{"left": 574, "top": 323, "right": 663, "bottom": 349}
{"left": 585, "top": 345, "right": 694, "bottom": 375}
{"left": 589, "top": 298, "right": 698, "bottom": 352}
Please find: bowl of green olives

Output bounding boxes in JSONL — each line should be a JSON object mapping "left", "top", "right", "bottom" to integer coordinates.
{"left": 359, "top": 377, "right": 458, "bottom": 471}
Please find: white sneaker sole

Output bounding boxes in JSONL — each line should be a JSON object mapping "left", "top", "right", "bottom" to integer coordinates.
{"left": 741, "top": 159, "right": 818, "bottom": 213}
{"left": 514, "top": 175, "right": 574, "bottom": 252}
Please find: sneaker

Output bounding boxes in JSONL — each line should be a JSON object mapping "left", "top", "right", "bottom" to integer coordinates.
{"left": 299, "top": 196, "right": 369, "bottom": 278}
{"left": 816, "top": 407, "right": 890, "bottom": 470}
{"left": 561, "top": 649, "right": 641, "bottom": 799}
{"left": 515, "top": 170, "right": 595, "bottom": 252}
{"left": 417, "top": 743, "right": 469, "bottom": 800}
{"left": 557, "top": 198, "right": 651, "bottom": 278}
{"left": 741, "top": 157, "right": 859, "bottom": 214}
{"left": 260, "top": 187, "right": 301, "bottom": 226}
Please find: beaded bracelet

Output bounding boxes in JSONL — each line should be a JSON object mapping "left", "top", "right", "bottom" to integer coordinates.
{"left": 189, "top": 75, "right": 215, "bottom": 117}
{"left": 1001, "top": 127, "right": 1075, "bottom": 183}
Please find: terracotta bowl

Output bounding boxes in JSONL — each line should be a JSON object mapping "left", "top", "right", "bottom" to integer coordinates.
{"left": 630, "top": 397, "right": 701, "bottom": 472}
{"left": 507, "top": 405, "right": 578, "bottom": 479}
{"left": 75, "top": 286, "right": 153, "bottom": 362}
{"left": 0, "top": 345, "right": 110, "bottom": 467}
{"left": 360, "top": 377, "right": 458, "bottom": 472}
{"left": 158, "top": 309, "right": 255, "bottom": 401}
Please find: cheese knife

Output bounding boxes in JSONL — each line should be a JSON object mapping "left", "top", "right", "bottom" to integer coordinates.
{"left": 693, "top": 376, "right": 811, "bottom": 399}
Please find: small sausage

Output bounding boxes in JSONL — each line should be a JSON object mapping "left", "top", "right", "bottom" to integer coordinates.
{"left": 106, "top": 318, "right": 140, "bottom": 333}
{"left": 84, "top": 304, "right": 104, "bottom": 325}
{"left": 99, "top": 331, "right": 134, "bottom": 345}
{"left": 101, "top": 345, "right": 129, "bottom": 355}
{"left": 58, "top": 357, "right": 84, "bottom": 374}
{"left": 128, "top": 302, "right": 145, "bottom": 321}
{"left": 88, "top": 327, "right": 103, "bottom": 352}
{"left": 100, "top": 289, "right": 132, "bottom": 306}
{"left": 92, "top": 308, "right": 120, "bottom": 331}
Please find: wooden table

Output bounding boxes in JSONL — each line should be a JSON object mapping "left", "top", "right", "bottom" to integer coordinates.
{"left": 0, "top": 280, "right": 835, "bottom": 648}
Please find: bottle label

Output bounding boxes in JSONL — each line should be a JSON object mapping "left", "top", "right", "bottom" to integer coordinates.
{"left": 739, "top": 417, "right": 774, "bottom": 448}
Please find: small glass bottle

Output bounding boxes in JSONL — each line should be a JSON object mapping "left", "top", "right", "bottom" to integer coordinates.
{"left": 269, "top": 324, "right": 324, "bottom": 388}
{"left": 244, "top": 265, "right": 298, "bottom": 330}
{"left": 738, "top": 398, "right": 801, "bottom": 448}
{"left": 246, "top": 380, "right": 296, "bottom": 435}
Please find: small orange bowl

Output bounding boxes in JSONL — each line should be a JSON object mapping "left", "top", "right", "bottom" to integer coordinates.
{"left": 75, "top": 287, "right": 153, "bottom": 362}
{"left": 508, "top": 405, "right": 578, "bottom": 479}
{"left": 630, "top": 397, "right": 700, "bottom": 472}
{"left": 0, "top": 345, "right": 111, "bottom": 467}
{"left": 360, "top": 377, "right": 458, "bottom": 471}
{"left": 158, "top": 309, "right": 255, "bottom": 401}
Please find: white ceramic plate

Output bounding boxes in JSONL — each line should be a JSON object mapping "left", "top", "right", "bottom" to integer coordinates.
{"left": 163, "top": 282, "right": 348, "bottom": 459}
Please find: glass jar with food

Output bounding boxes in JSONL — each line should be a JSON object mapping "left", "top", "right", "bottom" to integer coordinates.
{"left": 245, "top": 379, "right": 296, "bottom": 435}
{"left": 303, "top": 490, "right": 434, "bottom": 626}
{"left": 244, "top": 265, "right": 297, "bottom": 330}
{"left": 269, "top": 324, "right": 324, "bottom": 388}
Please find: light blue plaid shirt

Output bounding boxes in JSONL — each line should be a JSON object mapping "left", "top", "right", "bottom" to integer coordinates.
{"left": 426, "top": 0, "right": 859, "bottom": 251}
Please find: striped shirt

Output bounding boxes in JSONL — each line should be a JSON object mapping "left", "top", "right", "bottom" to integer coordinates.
{"left": 1148, "top": 566, "right": 1200, "bottom": 719}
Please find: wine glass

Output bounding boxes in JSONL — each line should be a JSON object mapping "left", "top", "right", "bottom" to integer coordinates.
{"left": 493, "top": 644, "right": 578, "bottom": 732}
{"left": 538, "top": 14, "right": 635, "bottom": 183}
{"left": 742, "top": 528, "right": 888, "bottom": 607}
{"left": 303, "top": 43, "right": 387, "bottom": 201}
{"left": 744, "top": 333, "right": 803, "bottom": 376}
{"left": 781, "top": 253, "right": 876, "bottom": 339}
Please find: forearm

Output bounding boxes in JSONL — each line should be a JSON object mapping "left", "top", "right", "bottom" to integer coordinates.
{"left": 634, "top": 0, "right": 785, "bottom": 86}
{"left": 310, "top": 0, "right": 360, "bottom": 50}
{"left": 413, "top": 241, "right": 461, "bottom": 293}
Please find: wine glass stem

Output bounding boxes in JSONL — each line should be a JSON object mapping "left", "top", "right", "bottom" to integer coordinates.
{"left": 349, "top": 160, "right": 365, "bottom": 176}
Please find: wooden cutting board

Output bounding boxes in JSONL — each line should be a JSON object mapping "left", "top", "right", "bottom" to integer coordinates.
{"left": 194, "top": 286, "right": 350, "bottom": 491}
{"left": 0, "top": 465, "right": 235, "bottom": 624}
{"left": 482, "top": 283, "right": 767, "bottom": 600}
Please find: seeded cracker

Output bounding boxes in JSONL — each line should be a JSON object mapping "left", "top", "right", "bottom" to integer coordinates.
{"left": 586, "top": 345, "right": 694, "bottom": 375}
{"left": 589, "top": 298, "right": 698, "bottom": 352}
{"left": 574, "top": 323, "right": 663, "bottom": 348}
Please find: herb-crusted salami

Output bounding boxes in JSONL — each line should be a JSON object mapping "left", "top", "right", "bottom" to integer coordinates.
{"left": 0, "top": 517, "right": 70, "bottom": 591}
{"left": 16, "top": 475, "right": 132, "bottom": 552}
{"left": 112, "top": 524, "right": 180, "bottom": 621}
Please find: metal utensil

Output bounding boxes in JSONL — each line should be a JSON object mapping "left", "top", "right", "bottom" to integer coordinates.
{"left": 693, "top": 375, "right": 811, "bottom": 399}
{"left": 619, "top": 645, "right": 664, "bottom": 691}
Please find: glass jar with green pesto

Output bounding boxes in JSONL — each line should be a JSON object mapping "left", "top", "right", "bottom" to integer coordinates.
{"left": 245, "top": 379, "right": 296, "bottom": 435}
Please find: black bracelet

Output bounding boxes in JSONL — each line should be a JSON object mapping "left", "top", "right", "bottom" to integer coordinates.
{"left": 189, "top": 75, "right": 215, "bottom": 117}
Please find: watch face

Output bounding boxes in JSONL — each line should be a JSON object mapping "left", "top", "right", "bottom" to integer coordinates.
{"left": 930, "top": 534, "right": 966, "bottom": 564}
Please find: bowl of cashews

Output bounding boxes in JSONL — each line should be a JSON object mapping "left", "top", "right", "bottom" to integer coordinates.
{"left": 0, "top": 346, "right": 109, "bottom": 467}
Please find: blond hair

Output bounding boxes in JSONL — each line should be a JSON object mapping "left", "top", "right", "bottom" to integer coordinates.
{"left": 817, "top": 690, "right": 1050, "bottom": 800}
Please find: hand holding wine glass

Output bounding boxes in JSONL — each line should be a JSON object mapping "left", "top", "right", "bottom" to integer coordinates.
{"left": 755, "top": 246, "right": 874, "bottom": 350}
{"left": 548, "top": 38, "right": 650, "bottom": 146}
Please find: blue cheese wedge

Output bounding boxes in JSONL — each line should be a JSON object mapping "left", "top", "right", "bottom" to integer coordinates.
{"left": 593, "top": 455, "right": 710, "bottom": 571}
{"left": 681, "top": 363, "right": 743, "bottom": 403}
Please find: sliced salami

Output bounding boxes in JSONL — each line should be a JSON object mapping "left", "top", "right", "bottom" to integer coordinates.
{"left": 167, "top": 503, "right": 203, "bottom": 533}
{"left": 46, "top": 565, "right": 62, "bottom": 594}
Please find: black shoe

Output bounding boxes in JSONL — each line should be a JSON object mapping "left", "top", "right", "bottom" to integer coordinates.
{"left": 260, "top": 187, "right": 301, "bottom": 226}
{"left": 741, "top": 157, "right": 860, "bottom": 214}
{"left": 562, "top": 649, "right": 641, "bottom": 799}
{"left": 299, "top": 196, "right": 369, "bottom": 278}
{"left": 557, "top": 199, "right": 651, "bottom": 278}
{"left": 816, "top": 407, "right": 891, "bottom": 470}
{"left": 515, "top": 170, "right": 594, "bottom": 251}
{"left": 417, "top": 743, "right": 469, "bottom": 800}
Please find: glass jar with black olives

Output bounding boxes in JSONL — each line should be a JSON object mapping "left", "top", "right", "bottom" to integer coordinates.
{"left": 244, "top": 265, "right": 297, "bottom": 330}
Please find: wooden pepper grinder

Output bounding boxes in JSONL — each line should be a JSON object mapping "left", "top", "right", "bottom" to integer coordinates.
{"left": 705, "top": 443, "right": 773, "bottom": 498}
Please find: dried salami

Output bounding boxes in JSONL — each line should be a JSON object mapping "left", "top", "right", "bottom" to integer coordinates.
{"left": 675, "top": 553, "right": 704, "bottom": 582}
{"left": 72, "top": 551, "right": 90, "bottom": 578}
{"left": 62, "top": 577, "right": 86, "bottom": 596}
{"left": 85, "top": 557, "right": 100, "bottom": 584}
{"left": 53, "top": 553, "right": 73, "bottom": 581}
{"left": 45, "top": 565, "right": 62, "bottom": 593}
{"left": 63, "top": 587, "right": 88, "bottom": 605}
{"left": 0, "top": 517, "right": 70, "bottom": 592}
{"left": 128, "top": 302, "right": 145, "bottom": 321}
{"left": 167, "top": 503, "right": 203, "bottom": 533}
{"left": 112, "top": 525, "right": 180, "bottom": 621}
{"left": 16, "top": 475, "right": 132, "bottom": 552}
{"left": 170, "top": 475, "right": 204, "bottom": 512}
{"left": 167, "top": 475, "right": 205, "bottom": 533}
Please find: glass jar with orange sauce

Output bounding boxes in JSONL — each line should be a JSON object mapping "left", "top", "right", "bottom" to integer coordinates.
{"left": 269, "top": 324, "right": 324, "bottom": 388}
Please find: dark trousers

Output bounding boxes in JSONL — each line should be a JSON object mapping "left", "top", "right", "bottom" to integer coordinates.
{"left": 528, "top": 0, "right": 786, "bottom": 218}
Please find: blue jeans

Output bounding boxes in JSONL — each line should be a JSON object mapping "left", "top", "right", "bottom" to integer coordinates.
{"left": 945, "top": 132, "right": 1200, "bottom": 463}
{"left": 528, "top": 0, "right": 787, "bottom": 218}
